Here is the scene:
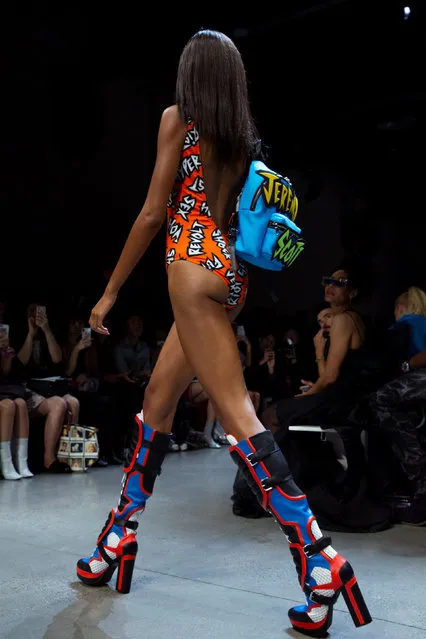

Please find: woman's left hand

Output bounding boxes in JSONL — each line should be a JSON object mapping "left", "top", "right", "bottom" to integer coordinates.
{"left": 295, "top": 384, "right": 317, "bottom": 398}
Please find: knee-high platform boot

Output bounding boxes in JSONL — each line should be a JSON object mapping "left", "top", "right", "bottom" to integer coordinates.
{"left": 230, "top": 431, "right": 372, "bottom": 637}
{"left": 77, "top": 413, "right": 170, "bottom": 593}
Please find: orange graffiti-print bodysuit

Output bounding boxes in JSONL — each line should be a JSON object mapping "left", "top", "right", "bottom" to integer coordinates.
{"left": 166, "top": 121, "right": 248, "bottom": 310}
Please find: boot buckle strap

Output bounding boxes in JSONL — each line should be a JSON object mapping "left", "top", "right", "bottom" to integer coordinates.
{"left": 307, "top": 587, "right": 339, "bottom": 606}
{"left": 133, "top": 461, "right": 162, "bottom": 477}
{"left": 114, "top": 517, "right": 139, "bottom": 530}
{"left": 260, "top": 477, "right": 274, "bottom": 492}
{"left": 247, "top": 452, "right": 258, "bottom": 466}
{"left": 97, "top": 543, "right": 114, "bottom": 566}
{"left": 247, "top": 443, "right": 277, "bottom": 467}
{"left": 303, "top": 536, "right": 332, "bottom": 558}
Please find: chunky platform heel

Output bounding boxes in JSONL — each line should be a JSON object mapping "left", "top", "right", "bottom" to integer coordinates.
{"left": 340, "top": 564, "right": 372, "bottom": 628}
{"left": 116, "top": 540, "right": 138, "bottom": 594}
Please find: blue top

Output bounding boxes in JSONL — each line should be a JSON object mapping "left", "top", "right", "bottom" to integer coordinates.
{"left": 391, "top": 314, "right": 426, "bottom": 359}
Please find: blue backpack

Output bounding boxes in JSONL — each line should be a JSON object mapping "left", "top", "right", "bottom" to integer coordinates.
{"left": 229, "top": 160, "right": 305, "bottom": 271}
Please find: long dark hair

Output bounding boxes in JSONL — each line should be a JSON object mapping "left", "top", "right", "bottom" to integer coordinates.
{"left": 176, "top": 29, "right": 258, "bottom": 165}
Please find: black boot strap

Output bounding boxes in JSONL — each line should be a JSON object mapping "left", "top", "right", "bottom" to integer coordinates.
{"left": 260, "top": 473, "right": 292, "bottom": 491}
{"left": 247, "top": 443, "right": 278, "bottom": 466}
{"left": 307, "top": 587, "right": 340, "bottom": 606}
{"left": 125, "top": 435, "right": 171, "bottom": 467}
{"left": 303, "top": 536, "right": 332, "bottom": 558}
{"left": 125, "top": 438, "right": 153, "bottom": 464}
{"left": 133, "top": 461, "right": 162, "bottom": 476}
{"left": 97, "top": 543, "right": 115, "bottom": 566}
{"left": 114, "top": 517, "right": 139, "bottom": 530}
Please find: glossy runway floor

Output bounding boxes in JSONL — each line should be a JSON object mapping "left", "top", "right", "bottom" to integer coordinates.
{"left": 1, "top": 447, "right": 425, "bottom": 638}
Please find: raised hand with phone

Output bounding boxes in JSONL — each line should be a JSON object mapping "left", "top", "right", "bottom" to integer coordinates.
{"left": 65, "top": 327, "right": 93, "bottom": 377}
{"left": 35, "top": 306, "right": 49, "bottom": 331}
{"left": 18, "top": 304, "right": 62, "bottom": 367}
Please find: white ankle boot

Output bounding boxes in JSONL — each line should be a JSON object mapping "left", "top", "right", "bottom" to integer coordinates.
{"left": 0, "top": 441, "right": 22, "bottom": 480}
{"left": 15, "top": 438, "right": 34, "bottom": 478}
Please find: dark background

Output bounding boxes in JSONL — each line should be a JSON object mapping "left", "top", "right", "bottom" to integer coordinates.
{"left": 1, "top": 0, "right": 425, "bottom": 333}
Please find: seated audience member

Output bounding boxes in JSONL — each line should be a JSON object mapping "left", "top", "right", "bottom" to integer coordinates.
{"left": 349, "top": 287, "right": 426, "bottom": 524}
{"left": 184, "top": 377, "right": 260, "bottom": 449}
{"left": 262, "top": 267, "right": 366, "bottom": 435}
{"left": 0, "top": 329, "right": 33, "bottom": 479}
{"left": 113, "top": 314, "right": 151, "bottom": 448}
{"left": 114, "top": 314, "right": 151, "bottom": 384}
{"left": 185, "top": 379, "right": 226, "bottom": 448}
{"left": 277, "top": 325, "right": 316, "bottom": 398}
{"left": 63, "top": 318, "right": 120, "bottom": 465}
{"left": 18, "top": 304, "right": 78, "bottom": 473}
{"left": 298, "top": 306, "right": 334, "bottom": 391}
{"left": 233, "top": 323, "right": 261, "bottom": 412}
{"left": 247, "top": 331, "right": 285, "bottom": 408}
{"left": 389, "top": 286, "right": 426, "bottom": 368}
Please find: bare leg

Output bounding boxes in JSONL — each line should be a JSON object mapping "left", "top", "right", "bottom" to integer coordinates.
{"left": 143, "top": 300, "right": 245, "bottom": 435}
{"left": 143, "top": 323, "right": 196, "bottom": 433}
{"left": 64, "top": 394, "right": 80, "bottom": 424}
{"left": 14, "top": 398, "right": 29, "bottom": 438}
{"left": 0, "top": 399, "right": 15, "bottom": 442}
{"left": 14, "top": 398, "right": 33, "bottom": 477}
{"left": 35, "top": 396, "right": 67, "bottom": 468}
{"left": 168, "top": 261, "right": 263, "bottom": 442}
{"left": 0, "top": 399, "right": 20, "bottom": 479}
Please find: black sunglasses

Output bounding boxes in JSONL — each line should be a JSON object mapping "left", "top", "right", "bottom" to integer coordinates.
{"left": 322, "top": 276, "right": 349, "bottom": 288}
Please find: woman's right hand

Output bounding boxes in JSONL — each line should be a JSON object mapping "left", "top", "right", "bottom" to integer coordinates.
{"left": 89, "top": 291, "right": 117, "bottom": 335}
{"left": 313, "top": 328, "right": 326, "bottom": 354}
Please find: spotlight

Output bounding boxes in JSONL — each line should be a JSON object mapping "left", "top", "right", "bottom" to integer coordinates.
{"left": 404, "top": 6, "right": 411, "bottom": 19}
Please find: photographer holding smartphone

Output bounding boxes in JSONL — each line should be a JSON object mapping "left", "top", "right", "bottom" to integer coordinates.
{"left": 17, "top": 304, "right": 79, "bottom": 473}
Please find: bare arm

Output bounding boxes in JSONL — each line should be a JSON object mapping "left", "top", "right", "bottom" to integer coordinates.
{"left": 105, "top": 106, "right": 187, "bottom": 297}
{"left": 303, "top": 314, "right": 353, "bottom": 395}
{"left": 43, "top": 328, "right": 62, "bottom": 364}
{"left": 409, "top": 349, "right": 426, "bottom": 370}
{"left": 314, "top": 329, "right": 327, "bottom": 377}
{"left": 316, "top": 358, "right": 326, "bottom": 377}
{"left": 66, "top": 346, "right": 80, "bottom": 377}
{"left": 1, "top": 352, "right": 12, "bottom": 375}
{"left": 18, "top": 332, "right": 34, "bottom": 366}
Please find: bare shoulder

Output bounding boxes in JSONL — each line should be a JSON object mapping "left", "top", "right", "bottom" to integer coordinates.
{"left": 159, "top": 105, "right": 187, "bottom": 138}
{"left": 331, "top": 312, "right": 353, "bottom": 333}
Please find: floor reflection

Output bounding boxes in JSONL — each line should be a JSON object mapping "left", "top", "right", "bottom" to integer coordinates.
{"left": 43, "top": 582, "right": 131, "bottom": 639}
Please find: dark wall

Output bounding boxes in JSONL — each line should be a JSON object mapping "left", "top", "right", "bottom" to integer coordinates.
{"left": 1, "top": 2, "right": 425, "bottom": 328}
